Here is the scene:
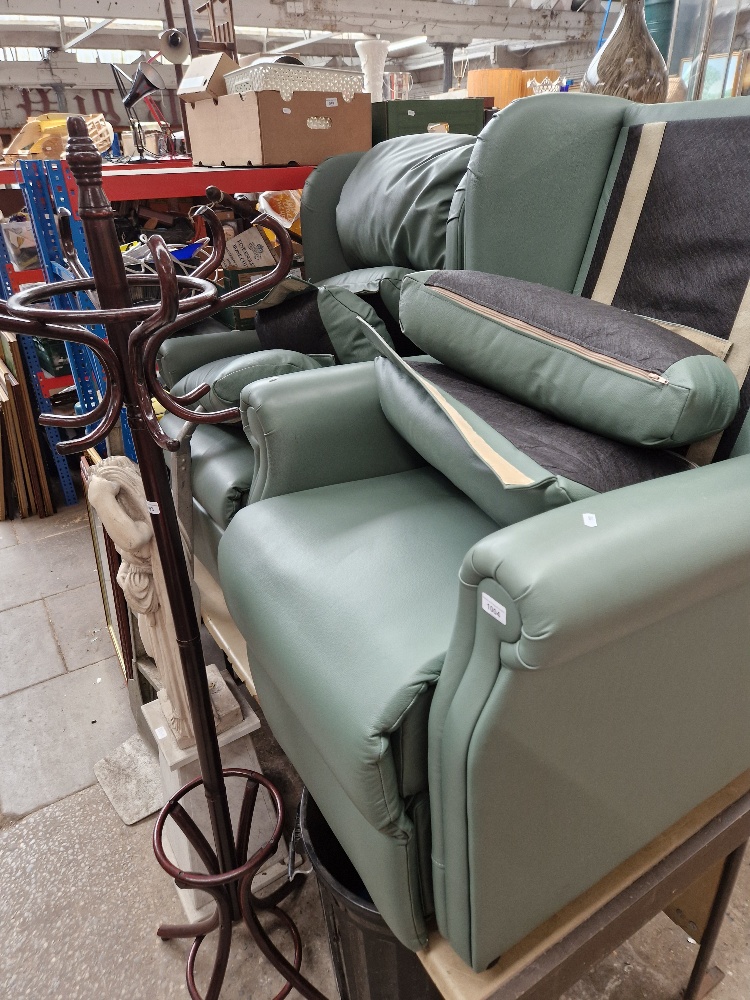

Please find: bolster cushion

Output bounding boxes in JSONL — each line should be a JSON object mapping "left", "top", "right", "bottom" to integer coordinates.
{"left": 255, "top": 284, "right": 395, "bottom": 364}
{"left": 171, "top": 350, "right": 322, "bottom": 413}
{"left": 399, "top": 270, "right": 740, "bottom": 448}
{"left": 323, "top": 266, "right": 416, "bottom": 355}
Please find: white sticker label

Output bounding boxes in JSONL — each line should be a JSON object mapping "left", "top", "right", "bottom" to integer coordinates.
{"left": 147, "top": 501, "right": 160, "bottom": 515}
{"left": 407, "top": 109, "right": 416, "bottom": 116}
{"left": 180, "top": 75, "right": 207, "bottom": 91}
{"left": 482, "top": 593, "right": 507, "bottom": 625}
{"left": 155, "top": 726, "right": 167, "bottom": 740}
{"left": 325, "top": 97, "right": 339, "bottom": 107}
{"left": 582, "top": 513, "right": 597, "bottom": 527}
{"left": 282, "top": 107, "right": 292, "bottom": 114}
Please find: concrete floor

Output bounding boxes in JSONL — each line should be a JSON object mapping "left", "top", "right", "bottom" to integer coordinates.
{"left": 1, "top": 503, "right": 749, "bottom": 999}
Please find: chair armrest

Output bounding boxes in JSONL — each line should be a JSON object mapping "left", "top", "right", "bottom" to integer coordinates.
{"left": 158, "top": 321, "right": 261, "bottom": 389}
{"left": 429, "top": 457, "right": 750, "bottom": 970}
{"left": 171, "top": 350, "right": 322, "bottom": 412}
{"left": 241, "top": 361, "right": 423, "bottom": 502}
{"left": 464, "top": 456, "right": 750, "bottom": 670}
{"left": 301, "top": 152, "right": 364, "bottom": 283}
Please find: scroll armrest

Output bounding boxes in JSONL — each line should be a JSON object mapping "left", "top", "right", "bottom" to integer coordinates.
{"left": 431, "top": 456, "right": 750, "bottom": 970}
{"left": 464, "top": 456, "right": 750, "bottom": 671}
{"left": 241, "top": 361, "right": 423, "bottom": 502}
{"left": 158, "top": 321, "right": 262, "bottom": 389}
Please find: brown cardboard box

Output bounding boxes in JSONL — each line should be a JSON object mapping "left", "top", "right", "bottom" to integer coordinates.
{"left": 224, "top": 264, "right": 303, "bottom": 329}
{"left": 178, "top": 53, "right": 239, "bottom": 103}
{"left": 186, "top": 91, "right": 372, "bottom": 166}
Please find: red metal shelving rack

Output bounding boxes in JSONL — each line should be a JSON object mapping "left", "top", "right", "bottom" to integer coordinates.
{"left": 0, "top": 160, "right": 315, "bottom": 202}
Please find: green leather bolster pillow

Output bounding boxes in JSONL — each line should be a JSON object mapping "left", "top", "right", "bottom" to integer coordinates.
{"left": 252, "top": 267, "right": 415, "bottom": 362}
{"left": 322, "top": 266, "right": 413, "bottom": 320}
{"left": 399, "top": 271, "right": 740, "bottom": 448}
{"left": 255, "top": 284, "right": 396, "bottom": 364}
{"left": 170, "top": 349, "right": 322, "bottom": 413}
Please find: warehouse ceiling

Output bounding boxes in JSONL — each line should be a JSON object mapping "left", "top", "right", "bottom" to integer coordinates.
{"left": 0, "top": 0, "right": 615, "bottom": 131}
{"left": 0, "top": 0, "right": 610, "bottom": 63}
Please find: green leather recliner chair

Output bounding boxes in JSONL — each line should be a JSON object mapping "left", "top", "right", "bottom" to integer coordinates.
{"left": 216, "top": 93, "right": 750, "bottom": 971}
{"left": 159, "top": 132, "right": 477, "bottom": 581}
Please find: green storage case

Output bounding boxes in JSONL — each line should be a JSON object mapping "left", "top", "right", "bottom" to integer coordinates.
{"left": 371, "top": 99, "right": 485, "bottom": 145}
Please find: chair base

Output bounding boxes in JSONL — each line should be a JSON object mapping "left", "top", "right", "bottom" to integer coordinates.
{"left": 419, "top": 776, "right": 750, "bottom": 1000}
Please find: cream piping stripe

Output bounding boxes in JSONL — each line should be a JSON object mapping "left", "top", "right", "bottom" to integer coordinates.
{"left": 647, "top": 319, "right": 732, "bottom": 361}
{"left": 411, "top": 372, "right": 534, "bottom": 487}
{"left": 723, "top": 276, "right": 750, "bottom": 387}
{"left": 356, "top": 317, "right": 533, "bottom": 487}
{"left": 591, "top": 121, "right": 667, "bottom": 306}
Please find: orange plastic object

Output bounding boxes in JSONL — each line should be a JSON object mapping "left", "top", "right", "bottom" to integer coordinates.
{"left": 259, "top": 189, "right": 302, "bottom": 228}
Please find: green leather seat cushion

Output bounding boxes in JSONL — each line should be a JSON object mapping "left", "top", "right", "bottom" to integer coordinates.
{"left": 219, "top": 466, "right": 497, "bottom": 830}
{"left": 323, "top": 266, "right": 414, "bottom": 319}
{"left": 171, "top": 350, "right": 322, "bottom": 412}
{"left": 400, "top": 270, "right": 740, "bottom": 448}
{"left": 255, "top": 284, "right": 398, "bottom": 364}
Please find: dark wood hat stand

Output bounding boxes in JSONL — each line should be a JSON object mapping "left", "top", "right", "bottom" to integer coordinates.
{"left": 0, "top": 116, "right": 328, "bottom": 1000}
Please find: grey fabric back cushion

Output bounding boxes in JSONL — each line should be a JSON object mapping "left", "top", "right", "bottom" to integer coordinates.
{"left": 336, "top": 133, "right": 476, "bottom": 272}
{"left": 376, "top": 358, "right": 691, "bottom": 528}
{"left": 578, "top": 114, "right": 750, "bottom": 460}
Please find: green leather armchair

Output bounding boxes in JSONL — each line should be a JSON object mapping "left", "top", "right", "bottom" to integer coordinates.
{"left": 215, "top": 92, "right": 750, "bottom": 971}
{"left": 160, "top": 131, "right": 477, "bottom": 581}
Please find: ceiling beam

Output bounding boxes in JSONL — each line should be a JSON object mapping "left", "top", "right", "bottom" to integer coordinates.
{"left": 0, "top": 24, "right": 382, "bottom": 58}
{"left": 0, "top": 0, "right": 606, "bottom": 45}
{"left": 0, "top": 52, "right": 178, "bottom": 86}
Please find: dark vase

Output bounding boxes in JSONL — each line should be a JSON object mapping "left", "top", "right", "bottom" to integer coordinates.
{"left": 581, "top": 0, "right": 669, "bottom": 104}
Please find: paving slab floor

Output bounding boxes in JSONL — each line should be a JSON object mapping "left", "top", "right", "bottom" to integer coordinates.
{"left": 1, "top": 504, "right": 749, "bottom": 999}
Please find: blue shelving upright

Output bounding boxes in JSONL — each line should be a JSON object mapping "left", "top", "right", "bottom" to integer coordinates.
{"left": 18, "top": 159, "right": 136, "bottom": 461}
{"left": 0, "top": 222, "right": 78, "bottom": 506}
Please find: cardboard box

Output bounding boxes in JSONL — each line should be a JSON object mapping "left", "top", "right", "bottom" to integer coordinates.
{"left": 224, "top": 264, "right": 303, "bottom": 329}
{"left": 178, "top": 53, "right": 238, "bottom": 103}
{"left": 186, "top": 91, "right": 372, "bottom": 166}
{"left": 222, "top": 226, "right": 277, "bottom": 271}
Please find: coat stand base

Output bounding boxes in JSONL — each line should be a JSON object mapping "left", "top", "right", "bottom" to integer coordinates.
{"left": 142, "top": 673, "right": 288, "bottom": 925}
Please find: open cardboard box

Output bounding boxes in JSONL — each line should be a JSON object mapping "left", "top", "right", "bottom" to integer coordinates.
{"left": 178, "top": 53, "right": 239, "bottom": 103}
{"left": 186, "top": 91, "right": 372, "bottom": 166}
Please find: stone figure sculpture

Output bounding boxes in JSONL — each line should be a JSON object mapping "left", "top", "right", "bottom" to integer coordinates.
{"left": 87, "top": 456, "right": 241, "bottom": 748}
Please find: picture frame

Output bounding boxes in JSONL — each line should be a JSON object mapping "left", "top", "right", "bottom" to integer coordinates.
{"left": 80, "top": 448, "right": 134, "bottom": 681}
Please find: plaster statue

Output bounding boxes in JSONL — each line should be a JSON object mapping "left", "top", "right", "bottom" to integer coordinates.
{"left": 87, "top": 456, "right": 241, "bottom": 748}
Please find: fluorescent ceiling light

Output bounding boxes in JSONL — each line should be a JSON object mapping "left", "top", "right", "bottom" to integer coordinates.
{"left": 388, "top": 35, "right": 428, "bottom": 53}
